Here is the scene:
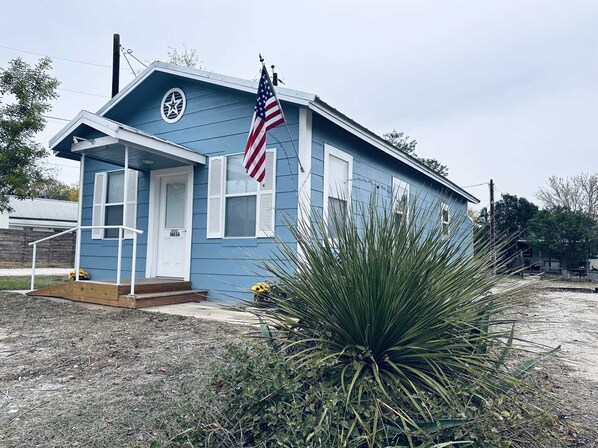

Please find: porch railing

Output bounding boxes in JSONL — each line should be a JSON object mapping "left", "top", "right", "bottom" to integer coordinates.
{"left": 29, "top": 225, "right": 144, "bottom": 295}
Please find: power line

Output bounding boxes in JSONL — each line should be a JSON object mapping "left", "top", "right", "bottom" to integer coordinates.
{"left": 58, "top": 87, "right": 109, "bottom": 98}
{"left": 122, "top": 47, "right": 147, "bottom": 68}
{"left": 0, "top": 44, "right": 129, "bottom": 71}
{"left": 120, "top": 47, "right": 137, "bottom": 76}
{"left": 463, "top": 181, "right": 488, "bottom": 188}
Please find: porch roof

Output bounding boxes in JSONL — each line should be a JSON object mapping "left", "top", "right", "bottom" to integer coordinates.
{"left": 49, "top": 111, "right": 206, "bottom": 170}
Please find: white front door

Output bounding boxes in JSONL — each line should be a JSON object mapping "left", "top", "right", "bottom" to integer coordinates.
{"left": 156, "top": 174, "right": 188, "bottom": 278}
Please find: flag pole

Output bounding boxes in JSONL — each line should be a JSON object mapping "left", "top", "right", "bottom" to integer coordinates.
{"left": 259, "top": 54, "right": 305, "bottom": 173}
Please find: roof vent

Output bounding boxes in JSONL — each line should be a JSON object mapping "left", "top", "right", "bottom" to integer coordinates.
{"left": 161, "top": 88, "right": 186, "bottom": 123}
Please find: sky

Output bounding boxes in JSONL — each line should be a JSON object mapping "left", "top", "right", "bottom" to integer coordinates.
{"left": 1, "top": 0, "right": 596, "bottom": 209}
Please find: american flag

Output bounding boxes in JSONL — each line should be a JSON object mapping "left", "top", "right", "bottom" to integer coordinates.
{"left": 243, "top": 66, "right": 285, "bottom": 182}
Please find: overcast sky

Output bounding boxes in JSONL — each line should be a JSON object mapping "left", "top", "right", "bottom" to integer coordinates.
{"left": 2, "top": 0, "right": 596, "bottom": 208}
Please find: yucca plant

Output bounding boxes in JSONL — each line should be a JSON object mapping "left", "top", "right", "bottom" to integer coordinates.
{"left": 257, "top": 197, "right": 527, "bottom": 444}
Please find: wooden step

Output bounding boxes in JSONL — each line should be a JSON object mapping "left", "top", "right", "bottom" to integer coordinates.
{"left": 129, "top": 290, "right": 207, "bottom": 308}
{"left": 117, "top": 279, "right": 192, "bottom": 295}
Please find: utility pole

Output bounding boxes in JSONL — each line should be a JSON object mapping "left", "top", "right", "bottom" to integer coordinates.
{"left": 489, "top": 179, "right": 496, "bottom": 274}
{"left": 111, "top": 33, "right": 120, "bottom": 98}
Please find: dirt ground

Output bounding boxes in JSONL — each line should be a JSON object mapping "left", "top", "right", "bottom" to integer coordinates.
{"left": 511, "top": 283, "right": 598, "bottom": 447}
{"left": 0, "top": 293, "right": 243, "bottom": 448}
{"left": 0, "top": 284, "right": 597, "bottom": 447}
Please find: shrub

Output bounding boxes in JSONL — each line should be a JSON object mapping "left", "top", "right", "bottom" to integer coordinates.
{"left": 167, "top": 200, "right": 562, "bottom": 447}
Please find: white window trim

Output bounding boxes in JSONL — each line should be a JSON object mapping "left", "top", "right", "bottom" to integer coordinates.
{"left": 441, "top": 202, "right": 450, "bottom": 237}
{"left": 206, "top": 149, "right": 277, "bottom": 239}
{"left": 392, "top": 177, "right": 410, "bottom": 224}
{"left": 323, "top": 144, "right": 353, "bottom": 228}
{"left": 91, "top": 168, "right": 138, "bottom": 240}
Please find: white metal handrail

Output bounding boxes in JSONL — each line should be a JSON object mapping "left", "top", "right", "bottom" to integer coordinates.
{"left": 29, "top": 225, "right": 144, "bottom": 295}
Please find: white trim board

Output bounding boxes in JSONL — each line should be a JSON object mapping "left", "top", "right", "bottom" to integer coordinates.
{"left": 297, "top": 108, "right": 313, "bottom": 230}
{"left": 145, "top": 165, "right": 194, "bottom": 281}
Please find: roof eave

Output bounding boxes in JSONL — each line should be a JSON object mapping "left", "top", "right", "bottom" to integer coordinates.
{"left": 97, "top": 61, "right": 316, "bottom": 117}
{"left": 309, "top": 99, "right": 480, "bottom": 204}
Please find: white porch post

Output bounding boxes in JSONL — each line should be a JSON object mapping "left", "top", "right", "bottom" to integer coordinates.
{"left": 117, "top": 146, "right": 129, "bottom": 286}
{"left": 123, "top": 145, "right": 129, "bottom": 232}
{"left": 74, "top": 154, "right": 85, "bottom": 281}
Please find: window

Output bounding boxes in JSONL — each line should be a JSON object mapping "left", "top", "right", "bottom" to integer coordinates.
{"left": 206, "top": 150, "right": 276, "bottom": 239}
{"left": 392, "top": 177, "right": 409, "bottom": 227}
{"left": 92, "top": 169, "right": 138, "bottom": 240}
{"left": 441, "top": 203, "right": 450, "bottom": 237}
{"left": 324, "top": 145, "right": 353, "bottom": 237}
{"left": 105, "top": 171, "right": 124, "bottom": 238}
{"left": 225, "top": 154, "right": 257, "bottom": 237}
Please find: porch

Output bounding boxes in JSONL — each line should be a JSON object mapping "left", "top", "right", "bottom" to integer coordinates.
{"left": 38, "top": 111, "right": 208, "bottom": 306}
{"left": 27, "top": 277, "right": 207, "bottom": 309}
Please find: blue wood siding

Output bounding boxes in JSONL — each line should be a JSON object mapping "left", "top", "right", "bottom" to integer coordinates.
{"left": 77, "top": 71, "right": 472, "bottom": 302}
{"left": 310, "top": 115, "right": 472, "bottom": 253}
{"left": 104, "top": 75, "right": 300, "bottom": 301}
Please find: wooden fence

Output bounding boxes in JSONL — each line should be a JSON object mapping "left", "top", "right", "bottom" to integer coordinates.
{"left": 0, "top": 229, "right": 75, "bottom": 268}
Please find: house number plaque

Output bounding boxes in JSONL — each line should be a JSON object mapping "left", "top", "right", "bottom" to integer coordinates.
{"left": 170, "top": 229, "right": 181, "bottom": 237}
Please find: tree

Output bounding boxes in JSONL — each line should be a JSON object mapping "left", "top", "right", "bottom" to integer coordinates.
{"left": 382, "top": 130, "right": 449, "bottom": 176}
{"left": 34, "top": 176, "right": 78, "bottom": 201}
{"left": 167, "top": 45, "right": 201, "bottom": 68}
{"left": 536, "top": 173, "right": 598, "bottom": 218}
{"left": 477, "top": 193, "right": 539, "bottom": 240}
{"left": 0, "top": 57, "right": 59, "bottom": 211}
{"left": 527, "top": 207, "right": 598, "bottom": 269}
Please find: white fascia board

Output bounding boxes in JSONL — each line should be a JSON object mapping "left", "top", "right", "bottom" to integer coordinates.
{"left": 97, "top": 61, "right": 316, "bottom": 117}
{"left": 71, "top": 136, "right": 118, "bottom": 152}
{"left": 308, "top": 101, "right": 479, "bottom": 204}
{"left": 69, "top": 128, "right": 206, "bottom": 166}
{"left": 114, "top": 128, "right": 206, "bottom": 165}
{"left": 49, "top": 111, "right": 119, "bottom": 150}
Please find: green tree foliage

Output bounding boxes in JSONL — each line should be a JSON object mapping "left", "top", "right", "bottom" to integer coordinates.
{"left": 0, "top": 57, "right": 59, "bottom": 211}
{"left": 382, "top": 130, "right": 449, "bottom": 177}
{"left": 478, "top": 194, "right": 539, "bottom": 240}
{"left": 34, "top": 176, "right": 78, "bottom": 202}
{"left": 528, "top": 207, "right": 598, "bottom": 269}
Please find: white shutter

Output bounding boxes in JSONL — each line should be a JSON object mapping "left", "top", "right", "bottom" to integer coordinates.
{"left": 124, "top": 170, "right": 138, "bottom": 239}
{"left": 91, "top": 172, "right": 107, "bottom": 239}
{"left": 257, "top": 149, "right": 276, "bottom": 238}
{"left": 207, "top": 156, "right": 224, "bottom": 238}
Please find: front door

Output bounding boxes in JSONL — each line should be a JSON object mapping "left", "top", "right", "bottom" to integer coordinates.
{"left": 156, "top": 174, "right": 188, "bottom": 278}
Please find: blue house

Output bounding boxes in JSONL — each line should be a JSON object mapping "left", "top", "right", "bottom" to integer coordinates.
{"left": 45, "top": 62, "right": 478, "bottom": 305}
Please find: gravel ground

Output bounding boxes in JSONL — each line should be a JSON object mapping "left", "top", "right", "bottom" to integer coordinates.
{"left": 0, "top": 292, "right": 243, "bottom": 448}
{"left": 511, "top": 284, "right": 598, "bottom": 447}
{"left": 0, "top": 285, "right": 597, "bottom": 447}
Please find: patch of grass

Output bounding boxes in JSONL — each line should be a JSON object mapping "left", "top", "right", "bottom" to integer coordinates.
{"left": 0, "top": 275, "right": 67, "bottom": 290}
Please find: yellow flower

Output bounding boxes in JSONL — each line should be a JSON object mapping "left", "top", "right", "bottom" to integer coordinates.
{"left": 67, "top": 269, "right": 90, "bottom": 281}
{"left": 250, "top": 281, "right": 271, "bottom": 293}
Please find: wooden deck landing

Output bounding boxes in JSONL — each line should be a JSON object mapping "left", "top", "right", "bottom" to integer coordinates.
{"left": 27, "top": 278, "right": 207, "bottom": 308}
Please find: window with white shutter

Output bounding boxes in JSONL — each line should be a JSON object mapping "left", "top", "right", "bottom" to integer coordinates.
{"left": 392, "top": 177, "right": 410, "bottom": 227}
{"left": 206, "top": 150, "right": 276, "bottom": 239}
{"left": 91, "top": 173, "right": 106, "bottom": 239}
{"left": 91, "top": 169, "right": 138, "bottom": 239}
{"left": 441, "top": 203, "right": 450, "bottom": 238}
{"left": 323, "top": 144, "right": 353, "bottom": 238}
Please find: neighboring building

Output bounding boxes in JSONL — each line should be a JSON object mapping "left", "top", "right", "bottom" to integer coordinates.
{"left": 0, "top": 197, "right": 77, "bottom": 232}
{"left": 48, "top": 62, "right": 479, "bottom": 301}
